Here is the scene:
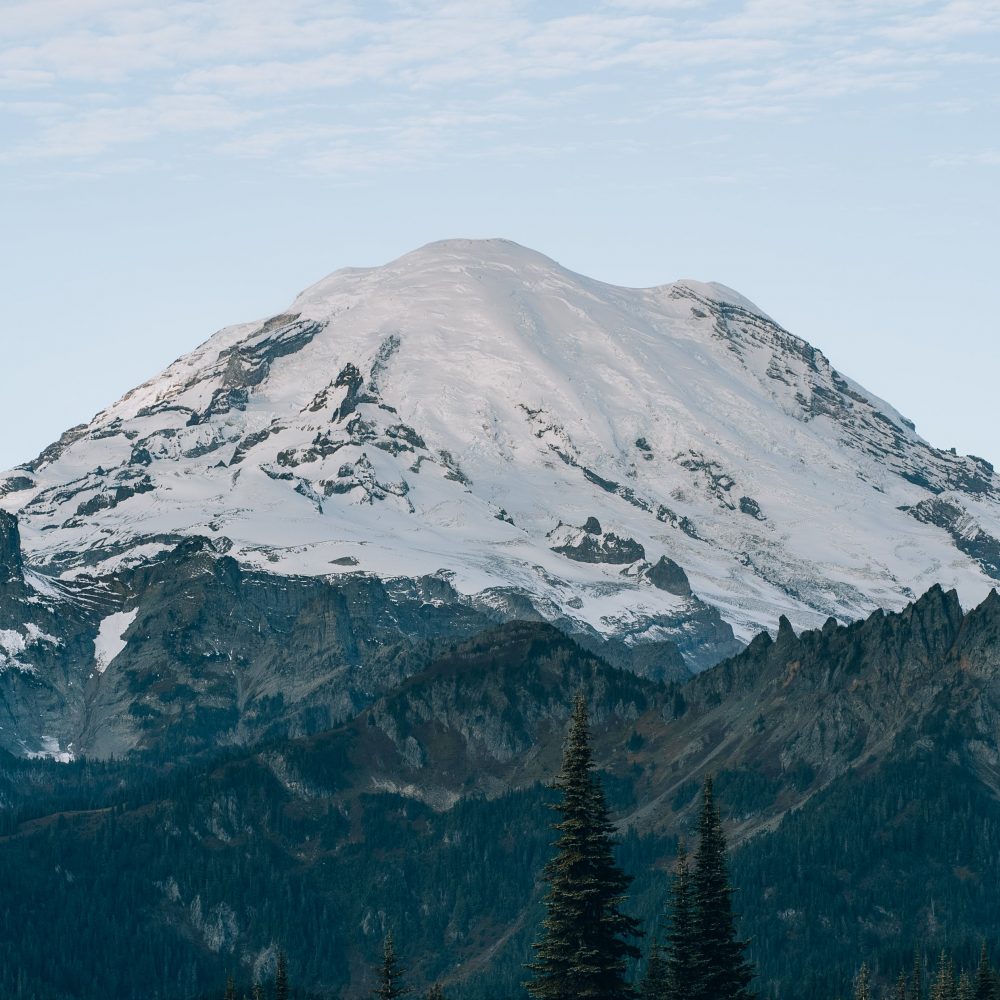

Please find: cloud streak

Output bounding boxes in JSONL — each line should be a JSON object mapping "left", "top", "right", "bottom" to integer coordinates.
{"left": 1, "top": 0, "right": 998, "bottom": 176}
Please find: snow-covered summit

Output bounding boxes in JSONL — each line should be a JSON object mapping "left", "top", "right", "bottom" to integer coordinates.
{"left": 3, "top": 238, "right": 998, "bottom": 646}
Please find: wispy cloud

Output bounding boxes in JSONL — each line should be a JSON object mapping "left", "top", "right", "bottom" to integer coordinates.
{"left": 1, "top": 0, "right": 998, "bottom": 176}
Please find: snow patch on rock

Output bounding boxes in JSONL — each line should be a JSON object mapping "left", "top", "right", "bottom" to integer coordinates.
{"left": 24, "top": 735, "right": 74, "bottom": 763}
{"left": 94, "top": 609, "right": 138, "bottom": 673}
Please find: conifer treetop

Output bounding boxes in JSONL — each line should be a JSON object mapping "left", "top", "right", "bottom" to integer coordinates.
{"left": 374, "top": 930, "right": 413, "bottom": 1000}
{"left": 525, "top": 692, "right": 642, "bottom": 1000}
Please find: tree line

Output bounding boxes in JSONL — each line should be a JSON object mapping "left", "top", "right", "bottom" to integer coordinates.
{"left": 854, "top": 944, "right": 1000, "bottom": 1000}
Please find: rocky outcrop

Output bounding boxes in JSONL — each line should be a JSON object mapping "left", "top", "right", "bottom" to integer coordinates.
{"left": 548, "top": 520, "right": 645, "bottom": 564}
{"left": 902, "top": 496, "right": 1000, "bottom": 578}
{"left": 0, "top": 511, "right": 23, "bottom": 586}
{"left": 0, "top": 522, "right": 747, "bottom": 756}
{"left": 738, "top": 496, "right": 765, "bottom": 520}
{"left": 646, "top": 555, "right": 691, "bottom": 596}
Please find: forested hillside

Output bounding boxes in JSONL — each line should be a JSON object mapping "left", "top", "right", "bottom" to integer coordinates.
{"left": 2, "top": 585, "right": 1000, "bottom": 998}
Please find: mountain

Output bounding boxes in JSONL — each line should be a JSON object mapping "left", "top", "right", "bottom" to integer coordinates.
{"left": 1, "top": 238, "right": 998, "bottom": 760}
{"left": 3, "top": 586, "right": 1000, "bottom": 1000}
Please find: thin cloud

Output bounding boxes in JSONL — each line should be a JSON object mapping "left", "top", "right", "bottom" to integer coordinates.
{"left": 1, "top": 0, "right": 998, "bottom": 176}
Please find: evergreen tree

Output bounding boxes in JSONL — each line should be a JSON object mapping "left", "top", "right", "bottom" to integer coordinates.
{"left": 960, "top": 971, "right": 973, "bottom": 1000}
{"left": 374, "top": 931, "right": 412, "bottom": 1000}
{"left": 855, "top": 964, "right": 871, "bottom": 1000}
{"left": 225, "top": 975, "right": 237, "bottom": 1000}
{"left": 896, "top": 971, "right": 909, "bottom": 1000}
{"left": 425, "top": 986, "right": 446, "bottom": 1000}
{"left": 275, "top": 952, "right": 289, "bottom": 1000}
{"left": 931, "top": 951, "right": 956, "bottom": 1000}
{"left": 525, "top": 692, "right": 642, "bottom": 1000}
{"left": 691, "top": 777, "right": 755, "bottom": 1000}
{"left": 640, "top": 940, "right": 668, "bottom": 1000}
{"left": 665, "top": 839, "right": 699, "bottom": 1000}
{"left": 974, "top": 944, "right": 993, "bottom": 1000}
{"left": 252, "top": 983, "right": 264, "bottom": 1000}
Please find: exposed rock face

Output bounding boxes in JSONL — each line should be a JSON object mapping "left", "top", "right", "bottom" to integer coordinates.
{"left": 185, "top": 589, "right": 1000, "bottom": 913}
{"left": 646, "top": 555, "right": 691, "bottom": 596}
{"left": 3, "top": 539, "right": 505, "bottom": 759}
{"left": 902, "top": 496, "right": 1000, "bottom": 578}
{"left": 325, "top": 582, "right": 1000, "bottom": 828}
{"left": 548, "top": 521, "right": 646, "bottom": 564}
{"left": 0, "top": 511, "right": 22, "bottom": 586}
{"left": 738, "top": 496, "right": 765, "bottom": 520}
{"left": 0, "top": 532, "right": 736, "bottom": 756}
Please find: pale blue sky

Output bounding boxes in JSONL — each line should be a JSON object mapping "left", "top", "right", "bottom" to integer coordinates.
{"left": 2, "top": 0, "right": 998, "bottom": 471}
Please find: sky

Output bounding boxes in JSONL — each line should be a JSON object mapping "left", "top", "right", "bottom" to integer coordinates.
{"left": 1, "top": 0, "right": 998, "bottom": 471}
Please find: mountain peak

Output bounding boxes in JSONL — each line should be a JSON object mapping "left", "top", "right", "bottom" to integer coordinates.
{"left": 2, "top": 239, "right": 998, "bottom": 658}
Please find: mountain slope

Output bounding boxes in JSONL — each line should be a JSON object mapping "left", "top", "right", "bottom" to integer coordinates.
{"left": 3, "top": 239, "right": 997, "bottom": 652}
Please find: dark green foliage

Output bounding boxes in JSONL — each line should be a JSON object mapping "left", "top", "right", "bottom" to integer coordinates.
{"left": 855, "top": 964, "right": 871, "bottom": 1000}
{"left": 525, "top": 693, "right": 642, "bottom": 1000}
{"left": 640, "top": 941, "right": 668, "bottom": 999}
{"left": 692, "top": 778, "right": 754, "bottom": 1000}
{"left": 424, "top": 985, "right": 445, "bottom": 1000}
{"left": 712, "top": 769, "right": 780, "bottom": 820}
{"left": 932, "top": 951, "right": 957, "bottom": 1000}
{"left": 374, "top": 932, "right": 411, "bottom": 1000}
{"left": 732, "top": 752, "right": 1000, "bottom": 999}
{"left": 665, "top": 840, "right": 700, "bottom": 1000}
{"left": 671, "top": 779, "right": 700, "bottom": 812}
{"left": 275, "top": 952, "right": 288, "bottom": 1000}
{"left": 858, "top": 946, "right": 1000, "bottom": 1000}
{"left": 974, "top": 944, "right": 992, "bottom": 1000}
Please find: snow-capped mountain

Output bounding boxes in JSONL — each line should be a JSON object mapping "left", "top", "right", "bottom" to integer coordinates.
{"left": 2, "top": 238, "right": 998, "bottom": 674}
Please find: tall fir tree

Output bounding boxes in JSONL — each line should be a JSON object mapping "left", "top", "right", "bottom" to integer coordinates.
{"left": 640, "top": 940, "right": 668, "bottom": 1000}
{"left": 974, "top": 944, "right": 993, "bottom": 1000}
{"left": 525, "top": 692, "right": 642, "bottom": 1000}
{"left": 931, "top": 951, "right": 956, "bottom": 1000}
{"left": 425, "top": 986, "right": 446, "bottom": 1000}
{"left": 691, "top": 777, "right": 755, "bottom": 1000}
{"left": 275, "top": 952, "right": 289, "bottom": 1000}
{"left": 960, "top": 971, "right": 973, "bottom": 1000}
{"left": 896, "top": 971, "right": 910, "bottom": 1000}
{"left": 252, "top": 982, "right": 265, "bottom": 1000}
{"left": 374, "top": 931, "right": 412, "bottom": 1000}
{"left": 855, "top": 965, "right": 871, "bottom": 1000}
{"left": 854, "top": 964, "right": 872, "bottom": 1000}
{"left": 665, "top": 839, "right": 700, "bottom": 1000}
{"left": 225, "top": 975, "right": 237, "bottom": 1000}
